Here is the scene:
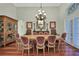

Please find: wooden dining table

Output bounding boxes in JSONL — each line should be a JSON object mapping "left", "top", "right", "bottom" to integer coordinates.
{"left": 23, "top": 35, "right": 62, "bottom": 41}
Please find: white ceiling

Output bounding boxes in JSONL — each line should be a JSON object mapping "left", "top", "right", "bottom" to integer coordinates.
{"left": 13, "top": 3, "right": 62, "bottom": 7}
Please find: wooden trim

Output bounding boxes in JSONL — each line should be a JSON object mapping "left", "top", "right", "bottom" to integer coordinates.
{"left": 0, "top": 15, "right": 18, "bottom": 21}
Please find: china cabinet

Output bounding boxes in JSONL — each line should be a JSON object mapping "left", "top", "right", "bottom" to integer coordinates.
{"left": 0, "top": 15, "right": 18, "bottom": 47}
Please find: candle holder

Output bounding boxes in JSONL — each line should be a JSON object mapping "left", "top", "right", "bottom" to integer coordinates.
{"left": 46, "top": 23, "right": 48, "bottom": 31}
{"left": 34, "top": 23, "right": 35, "bottom": 31}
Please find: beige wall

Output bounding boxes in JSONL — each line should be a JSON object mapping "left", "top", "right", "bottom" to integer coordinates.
{"left": 59, "top": 3, "right": 71, "bottom": 32}
{"left": 16, "top": 7, "right": 64, "bottom": 35}
{"left": 0, "top": 4, "right": 17, "bottom": 19}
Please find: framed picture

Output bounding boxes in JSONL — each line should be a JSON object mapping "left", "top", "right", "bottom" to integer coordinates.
{"left": 26, "top": 22, "right": 32, "bottom": 29}
{"left": 50, "top": 21, "right": 56, "bottom": 29}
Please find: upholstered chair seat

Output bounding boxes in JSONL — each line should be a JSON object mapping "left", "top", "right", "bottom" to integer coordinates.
{"left": 47, "top": 36, "right": 56, "bottom": 53}
{"left": 15, "top": 33, "right": 22, "bottom": 52}
{"left": 36, "top": 36, "right": 45, "bottom": 55}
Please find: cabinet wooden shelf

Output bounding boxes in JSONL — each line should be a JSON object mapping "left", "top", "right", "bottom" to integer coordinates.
{"left": 0, "top": 15, "right": 18, "bottom": 47}
{"left": 0, "top": 32, "right": 3, "bottom": 34}
{"left": 6, "top": 39, "right": 15, "bottom": 44}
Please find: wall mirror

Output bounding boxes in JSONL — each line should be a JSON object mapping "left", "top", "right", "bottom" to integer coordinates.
{"left": 36, "top": 20, "right": 45, "bottom": 31}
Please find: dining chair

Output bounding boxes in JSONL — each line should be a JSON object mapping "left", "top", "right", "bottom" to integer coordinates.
{"left": 60, "top": 32, "right": 66, "bottom": 52}
{"left": 21, "top": 36, "right": 33, "bottom": 56}
{"left": 47, "top": 35, "right": 56, "bottom": 54}
{"left": 36, "top": 36, "right": 45, "bottom": 55}
{"left": 26, "top": 29, "right": 32, "bottom": 35}
{"left": 57, "top": 32, "right": 66, "bottom": 51}
{"left": 51, "top": 29, "right": 57, "bottom": 35}
{"left": 56, "top": 37, "right": 62, "bottom": 52}
{"left": 57, "top": 32, "right": 66, "bottom": 52}
{"left": 61, "top": 32, "right": 66, "bottom": 41}
{"left": 15, "top": 33, "right": 22, "bottom": 52}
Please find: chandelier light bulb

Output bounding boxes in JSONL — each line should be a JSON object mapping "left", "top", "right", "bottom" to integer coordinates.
{"left": 39, "top": 12, "right": 42, "bottom": 14}
{"left": 44, "top": 13, "right": 46, "bottom": 16}
{"left": 41, "top": 16, "right": 43, "bottom": 19}
{"left": 35, "top": 14, "right": 37, "bottom": 16}
{"left": 38, "top": 9, "right": 41, "bottom": 12}
{"left": 42, "top": 10, "right": 45, "bottom": 13}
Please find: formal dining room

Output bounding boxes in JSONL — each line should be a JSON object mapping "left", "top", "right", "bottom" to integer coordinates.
{"left": 0, "top": 3, "right": 79, "bottom": 56}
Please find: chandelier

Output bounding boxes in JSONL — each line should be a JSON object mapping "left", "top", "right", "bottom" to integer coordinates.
{"left": 35, "top": 3, "right": 46, "bottom": 20}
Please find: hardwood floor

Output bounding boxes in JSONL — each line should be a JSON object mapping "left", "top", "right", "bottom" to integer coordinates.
{"left": 0, "top": 41, "right": 79, "bottom": 56}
